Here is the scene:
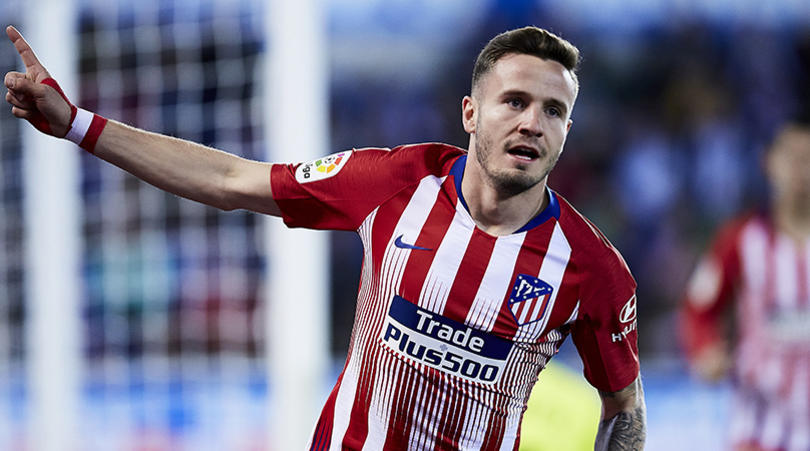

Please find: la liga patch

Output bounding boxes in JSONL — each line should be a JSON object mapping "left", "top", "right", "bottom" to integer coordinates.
{"left": 295, "top": 150, "right": 352, "bottom": 183}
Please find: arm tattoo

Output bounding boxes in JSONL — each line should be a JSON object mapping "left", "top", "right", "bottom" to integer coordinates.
{"left": 594, "top": 379, "right": 647, "bottom": 451}
{"left": 594, "top": 401, "right": 646, "bottom": 450}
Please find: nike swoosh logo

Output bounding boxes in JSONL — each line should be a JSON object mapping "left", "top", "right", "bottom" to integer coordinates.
{"left": 394, "top": 234, "right": 432, "bottom": 251}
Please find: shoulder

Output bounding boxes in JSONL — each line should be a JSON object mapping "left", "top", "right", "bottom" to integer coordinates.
{"left": 339, "top": 143, "right": 465, "bottom": 185}
{"left": 377, "top": 142, "right": 466, "bottom": 176}
{"left": 715, "top": 210, "right": 764, "bottom": 242}
{"left": 288, "top": 142, "right": 465, "bottom": 190}
{"left": 554, "top": 192, "right": 629, "bottom": 269}
{"left": 269, "top": 143, "right": 465, "bottom": 231}
{"left": 703, "top": 210, "right": 767, "bottom": 260}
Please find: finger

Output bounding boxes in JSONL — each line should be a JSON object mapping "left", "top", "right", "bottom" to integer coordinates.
{"left": 6, "top": 26, "right": 45, "bottom": 75}
{"left": 4, "top": 71, "right": 27, "bottom": 89}
{"left": 6, "top": 91, "right": 20, "bottom": 108}
{"left": 7, "top": 87, "right": 30, "bottom": 102}
{"left": 11, "top": 105, "right": 33, "bottom": 120}
{"left": 6, "top": 90, "right": 32, "bottom": 109}
{"left": 5, "top": 75, "right": 42, "bottom": 99}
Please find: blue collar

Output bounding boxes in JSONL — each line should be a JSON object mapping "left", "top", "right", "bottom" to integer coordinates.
{"left": 449, "top": 154, "right": 560, "bottom": 233}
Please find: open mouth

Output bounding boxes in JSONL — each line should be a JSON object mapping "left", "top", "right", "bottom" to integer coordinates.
{"left": 507, "top": 146, "right": 540, "bottom": 161}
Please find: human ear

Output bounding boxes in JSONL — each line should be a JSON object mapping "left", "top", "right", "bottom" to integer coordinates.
{"left": 462, "top": 95, "right": 477, "bottom": 134}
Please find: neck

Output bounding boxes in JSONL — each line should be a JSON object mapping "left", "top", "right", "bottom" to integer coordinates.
{"left": 774, "top": 197, "right": 810, "bottom": 242}
{"left": 460, "top": 165, "right": 549, "bottom": 236}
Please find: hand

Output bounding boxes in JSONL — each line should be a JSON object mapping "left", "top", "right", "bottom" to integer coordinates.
{"left": 692, "top": 342, "right": 731, "bottom": 382}
{"left": 4, "top": 25, "right": 73, "bottom": 137}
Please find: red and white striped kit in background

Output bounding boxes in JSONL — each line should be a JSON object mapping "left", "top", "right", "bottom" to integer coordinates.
{"left": 683, "top": 213, "right": 810, "bottom": 450}
{"left": 271, "top": 143, "right": 640, "bottom": 450}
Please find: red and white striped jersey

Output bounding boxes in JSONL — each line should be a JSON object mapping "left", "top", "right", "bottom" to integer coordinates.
{"left": 271, "top": 143, "right": 639, "bottom": 450}
{"left": 682, "top": 212, "right": 810, "bottom": 450}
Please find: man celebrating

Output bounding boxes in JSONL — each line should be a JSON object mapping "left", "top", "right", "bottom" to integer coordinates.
{"left": 5, "top": 25, "right": 645, "bottom": 450}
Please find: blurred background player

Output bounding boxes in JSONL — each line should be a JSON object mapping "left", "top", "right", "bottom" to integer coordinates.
{"left": 681, "top": 119, "right": 810, "bottom": 450}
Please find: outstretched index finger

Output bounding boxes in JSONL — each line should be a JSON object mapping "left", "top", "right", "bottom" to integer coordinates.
{"left": 6, "top": 26, "right": 45, "bottom": 76}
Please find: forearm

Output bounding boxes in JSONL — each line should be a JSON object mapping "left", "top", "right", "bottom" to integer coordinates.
{"left": 594, "top": 400, "right": 646, "bottom": 450}
{"left": 595, "top": 377, "right": 646, "bottom": 451}
{"left": 4, "top": 26, "right": 274, "bottom": 215}
{"left": 94, "top": 119, "right": 270, "bottom": 212}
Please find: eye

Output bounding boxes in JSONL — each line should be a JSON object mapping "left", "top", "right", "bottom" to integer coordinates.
{"left": 507, "top": 97, "right": 525, "bottom": 109}
{"left": 546, "top": 106, "right": 562, "bottom": 118}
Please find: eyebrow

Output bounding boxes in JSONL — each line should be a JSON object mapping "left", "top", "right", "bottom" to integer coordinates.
{"left": 500, "top": 89, "right": 569, "bottom": 116}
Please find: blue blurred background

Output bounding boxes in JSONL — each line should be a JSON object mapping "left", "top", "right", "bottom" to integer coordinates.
{"left": 1, "top": 0, "right": 809, "bottom": 449}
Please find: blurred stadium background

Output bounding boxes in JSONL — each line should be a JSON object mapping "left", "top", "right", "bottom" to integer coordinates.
{"left": 1, "top": 0, "right": 809, "bottom": 449}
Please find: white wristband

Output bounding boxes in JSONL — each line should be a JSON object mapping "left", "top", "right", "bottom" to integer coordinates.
{"left": 65, "top": 107, "right": 94, "bottom": 145}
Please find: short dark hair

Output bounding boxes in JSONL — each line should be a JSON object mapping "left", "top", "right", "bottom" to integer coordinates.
{"left": 471, "top": 27, "right": 580, "bottom": 94}
{"left": 769, "top": 114, "right": 810, "bottom": 145}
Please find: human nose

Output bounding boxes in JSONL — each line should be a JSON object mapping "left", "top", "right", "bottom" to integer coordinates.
{"left": 517, "top": 106, "right": 543, "bottom": 137}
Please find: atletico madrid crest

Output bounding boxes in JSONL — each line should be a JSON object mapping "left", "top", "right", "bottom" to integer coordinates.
{"left": 508, "top": 274, "right": 554, "bottom": 326}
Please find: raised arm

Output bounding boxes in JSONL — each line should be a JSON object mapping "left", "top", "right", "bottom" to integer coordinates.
{"left": 4, "top": 25, "right": 280, "bottom": 216}
{"left": 594, "top": 376, "right": 646, "bottom": 451}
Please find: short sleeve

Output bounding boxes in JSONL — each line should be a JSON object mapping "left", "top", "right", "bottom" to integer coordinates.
{"left": 570, "top": 242, "right": 640, "bottom": 393}
{"left": 270, "top": 144, "right": 464, "bottom": 231}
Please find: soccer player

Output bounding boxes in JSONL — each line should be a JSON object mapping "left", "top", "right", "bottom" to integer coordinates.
{"left": 682, "top": 121, "right": 810, "bottom": 450}
{"left": 5, "top": 24, "right": 645, "bottom": 450}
